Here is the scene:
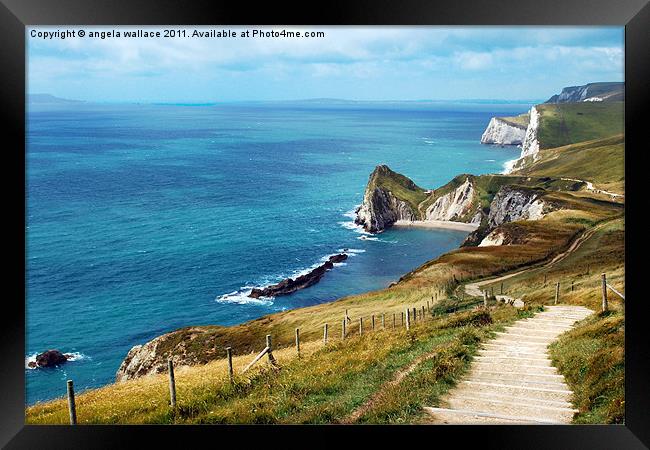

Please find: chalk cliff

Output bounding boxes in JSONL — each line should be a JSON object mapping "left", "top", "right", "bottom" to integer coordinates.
{"left": 480, "top": 117, "right": 528, "bottom": 145}
{"left": 354, "top": 165, "right": 425, "bottom": 233}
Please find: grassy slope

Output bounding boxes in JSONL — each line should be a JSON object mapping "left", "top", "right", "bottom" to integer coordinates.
{"left": 368, "top": 165, "right": 428, "bottom": 215}
{"left": 536, "top": 102, "right": 623, "bottom": 150}
{"left": 514, "top": 134, "right": 624, "bottom": 194}
{"left": 498, "top": 112, "right": 530, "bottom": 128}
{"left": 27, "top": 306, "right": 539, "bottom": 424}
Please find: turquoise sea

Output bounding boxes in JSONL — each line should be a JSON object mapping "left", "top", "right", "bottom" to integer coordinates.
{"left": 26, "top": 101, "right": 531, "bottom": 405}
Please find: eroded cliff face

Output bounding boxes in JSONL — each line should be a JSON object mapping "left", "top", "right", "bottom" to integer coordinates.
{"left": 477, "top": 185, "right": 552, "bottom": 247}
{"left": 507, "top": 106, "right": 540, "bottom": 173}
{"left": 480, "top": 117, "right": 527, "bottom": 145}
{"left": 424, "top": 177, "right": 478, "bottom": 222}
{"left": 355, "top": 186, "right": 418, "bottom": 233}
{"left": 116, "top": 326, "right": 222, "bottom": 382}
{"left": 354, "top": 165, "right": 424, "bottom": 233}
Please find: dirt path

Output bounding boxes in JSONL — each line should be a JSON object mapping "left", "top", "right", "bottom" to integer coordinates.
{"left": 340, "top": 349, "right": 441, "bottom": 424}
{"left": 463, "top": 220, "right": 609, "bottom": 305}
{"left": 424, "top": 305, "right": 593, "bottom": 424}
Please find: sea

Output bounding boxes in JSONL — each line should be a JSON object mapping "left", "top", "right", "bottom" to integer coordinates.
{"left": 26, "top": 100, "right": 533, "bottom": 405}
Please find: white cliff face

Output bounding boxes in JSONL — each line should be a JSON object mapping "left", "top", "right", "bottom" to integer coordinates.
{"left": 478, "top": 230, "right": 505, "bottom": 247}
{"left": 480, "top": 118, "right": 527, "bottom": 145}
{"left": 355, "top": 187, "right": 418, "bottom": 233}
{"left": 520, "top": 106, "right": 540, "bottom": 160}
{"left": 505, "top": 106, "right": 540, "bottom": 173}
{"left": 487, "top": 186, "right": 547, "bottom": 229}
{"left": 425, "top": 177, "right": 476, "bottom": 221}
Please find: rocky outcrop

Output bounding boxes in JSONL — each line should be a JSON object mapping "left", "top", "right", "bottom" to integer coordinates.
{"left": 355, "top": 165, "right": 424, "bottom": 233}
{"left": 480, "top": 117, "right": 528, "bottom": 145}
{"left": 424, "top": 177, "right": 477, "bottom": 222}
{"left": 28, "top": 350, "right": 70, "bottom": 368}
{"left": 545, "top": 82, "right": 624, "bottom": 103}
{"left": 249, "top": 254, "right": 348, "bottom": 298}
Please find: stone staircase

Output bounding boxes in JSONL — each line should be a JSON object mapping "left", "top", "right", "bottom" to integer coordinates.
{"left": 425, "top": 305, "right": 593, "bottom": 424}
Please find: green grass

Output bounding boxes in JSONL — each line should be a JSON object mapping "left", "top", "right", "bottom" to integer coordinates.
{"left": 514, "top": 134, "right": 624, "bottom": 194}
{"left": 498, "top": 112, "right": 529, "bottom": 128}
{"left": 368, "top": 165, "right": 428, "bottom": 215}
{"left": 549, "top": 311, "right": 624, "bottom": 424}
{"left": 536, "top": 102, "right": 623, "bottom": 150}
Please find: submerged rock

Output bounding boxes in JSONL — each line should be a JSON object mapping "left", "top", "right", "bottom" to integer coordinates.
{"left": 249, "top": 254, "right": 349, "bottom": 299}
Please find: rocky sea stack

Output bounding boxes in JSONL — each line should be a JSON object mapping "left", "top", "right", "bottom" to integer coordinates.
{"left": 249, "top": 253, "right": 349, "bottom": 298}
{"left": 28, "top": 349, "right": 71, "bottom": 368}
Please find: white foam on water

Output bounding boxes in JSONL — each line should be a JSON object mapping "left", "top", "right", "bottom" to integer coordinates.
{"left": 25, "top": 351, "right": 88, "bottom": 370}
{"left": 338, "top": 248, "right": 365, "bottom": 255}
{"left": 216, "top": 289, "right": 274, "bottom": 305}
{"left": 502, "top": 158, "right": 518, "bottom": 174}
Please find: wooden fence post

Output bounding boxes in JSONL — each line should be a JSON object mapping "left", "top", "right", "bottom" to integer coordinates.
{"left": 168, "top": 359, "right": 177, "bottom": 409}
{"left": 501, "top": 282, "right": 503, "bottom": 295}
{"left": 323, "top": 323, "right": 328, "bottom": 345}
{"left": 342, "top": 319, "right": 346, "bottom": 340}
{"left": 405, "top": 308, "right": 410, "bottom": 330}
{"left": 67, "top": 380, "right": 77, "bottom": 425}
{"left": 372, "top": 315, "right": 375, "bottom": 331}
{"left": 295, "top": 328, "right": 301, "bottom": 358}
{"left": 359, "top": 317, "right": 363, "bottom": 336}
{"left": 393, "top": 313, "right": 396, "bottom": 328}
{"left": 422, "top": 305, "right": 425, "bottom": 319}
{"left": 226, "top": 347, "right": 234, "bottom": 384}
{"left": 266, "top": 335, "right": 276, "bottom": 364}
{"left": 554, "top": 282, "right": 560, "bottom": 305}
{"left": 412, "top": 307, "right": 417, "bottom": 323}
{"left": 571, "top": 281, "right": 574, "bottom": 292}
{"left": 401, "top": 312, "right": 404, "bottom": 326}
{"left": 483, "top": 290, "right": 488, "bottom": 307}
{"left": 601, "top": 273, "right": 608, "bottom": 312}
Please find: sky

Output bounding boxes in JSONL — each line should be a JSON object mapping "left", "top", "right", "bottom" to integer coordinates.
{"left": 27, "top": 26, "right": 624, "bottom": 103}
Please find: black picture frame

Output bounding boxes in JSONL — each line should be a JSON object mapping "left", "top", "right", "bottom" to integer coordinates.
{"left": 2, "top": 0, "right": 648, "bottom": 448}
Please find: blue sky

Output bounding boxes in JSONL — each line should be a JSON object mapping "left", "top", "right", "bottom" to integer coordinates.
{"left": 27, "top": 26, "right": 624, "bottom": 103}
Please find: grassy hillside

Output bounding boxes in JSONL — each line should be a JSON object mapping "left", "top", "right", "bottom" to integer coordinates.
{"left": 536, "top": 102, "right": 623, "bottom": 149}
{"left": 368, "top": 165, "right": 428, "bottom": 215}
{"left": 499, "top": 112, "right": 529, "bottom": 128}
{"left": 514, "top": 134, "right": 624, "bottom": 195}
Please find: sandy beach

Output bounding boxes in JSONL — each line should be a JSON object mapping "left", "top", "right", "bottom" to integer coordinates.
{"left": 393, "top": 220, "right": 479, "bottom": 232}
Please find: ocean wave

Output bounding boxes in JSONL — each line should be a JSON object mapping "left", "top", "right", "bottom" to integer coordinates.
{"left": 25, "top": 351, "right": 88, "bottom": 370}
{"left": 338, "top": 248, "right": 365, "bottom": 255}
{"left": 339, "top": 207, "right": 374, "bottom": 236}
{"left": 216, "top": 289, "right": 274, "bottom": 305}
{"left": 502, "top": 158, "right": 518, "bottom": 174}
{"left": 357, "top": 235, "right": 380, "bottom": 241}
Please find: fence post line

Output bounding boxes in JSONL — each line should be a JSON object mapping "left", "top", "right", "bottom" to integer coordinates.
{"left": 295, "top": 328, "right": 301, "bottom": 358}
{"left": 554, "top": 281, "right": 560, "bottom": 305}
{"left": 168, "top": 359, "right": 177, "bottom": 409}
{"left": 359, "top": 317, "right": 363, "bottom": 336}
{"left": 66, "top": 380, "right": 77, "bottom": 425}
{"left": 323, "top": 323, "right": 328, "bottom": 345}
{"left": 342, "top": 318, "right": 346, "bottom": 340}
{"left": 601, "top": 273, "right": 608, "bottom": 312}
{"left": 226, "top": 347, "right": 234, "bottom": 384}
{"left": 405, "top": 308, "right": 410, "bottom": 330}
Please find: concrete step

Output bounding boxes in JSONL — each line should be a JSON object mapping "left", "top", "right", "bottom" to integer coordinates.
{"left": 469, "top": 369, "right": 565, "bottom": 382}
{"left": 447, "top": 397, "right": 576, "bottom": 423}
{"left": 424, "top": 407, "right": 561, "bottom": 425}
{"left": 458, "top": 380, "right": 572, "bottom": 402}
{"left": 473, "top": 355, "right": 553, "bottom": 366}
{"left": 443, "top": 390, "right": 574, "bottom": 409}
{"left": 471, "top": 361, "right": 558, "bottom": 374}
{"left": 465, "top": 376, "right": 568, "bottom": 389}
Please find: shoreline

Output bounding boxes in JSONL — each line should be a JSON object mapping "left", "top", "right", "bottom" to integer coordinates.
{"left": 392, "top": 220, "right": 479, "bottom": 232}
